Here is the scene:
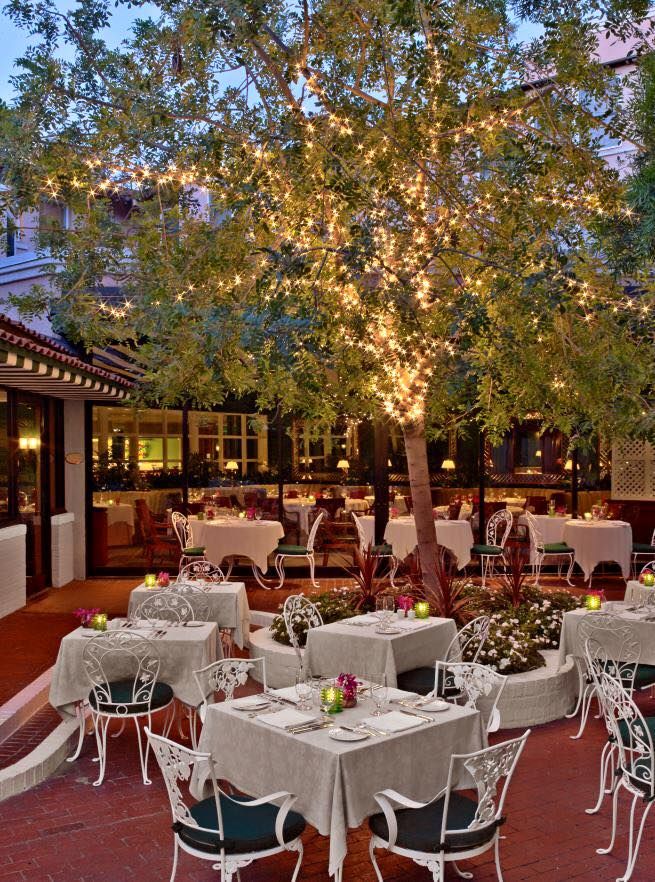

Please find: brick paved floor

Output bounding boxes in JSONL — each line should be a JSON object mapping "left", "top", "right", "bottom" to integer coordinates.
{"left": 0, "top": 706, "right": 62, "bottom": 770}
{"left": 1, "top": 690, "right": 654, "bottom": 881}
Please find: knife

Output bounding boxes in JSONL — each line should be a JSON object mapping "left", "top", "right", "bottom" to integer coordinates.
{"left": 397, "top": 707, "right": 432, "bottom": 722}
{"left": 288, "top": 721, "right": 332, "bottom": 734}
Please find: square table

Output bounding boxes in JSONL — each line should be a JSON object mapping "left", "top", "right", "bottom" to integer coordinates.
{"left": 49, "top": 621, "right": 220, "bottom": 718}
{"left": 358, "top": 515, "right": 474, "bottom": 569}
{"left": 559, "top": 605, "right": 655, "bottom": 667}
{"left": 194, "top": 695, "right": 485, "bottom": 879}
{"left": 189, "top": 517, "right": 285, "bottom": 587}
{"left": 625, "top": 580, "right": 655, "bottom": 605}
{"left": 304, "top": 615, "right": 457, "bottom": 687}
{"left": 128, "top": 581, "right": 251, "bottom": 649}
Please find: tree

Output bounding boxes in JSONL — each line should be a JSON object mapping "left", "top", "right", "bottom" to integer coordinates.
{"left": 3, "top": 0, "right": 655, "bottom": 601}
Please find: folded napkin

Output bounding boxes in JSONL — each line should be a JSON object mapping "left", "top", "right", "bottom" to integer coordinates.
{"left": 346, "top": 615, "right": 378, "bottom": 626}
{"left": 384, "top": 686, "right": 418, "bottom": 701}
{"left": 359, "top": 711, "right": 424, "bottom": 733}
{"left": 257, "top": 709, "right": 318, "bottom": 730}
{"left": 395, "top": 618, "right": 432, "bottom": 630}
{"left": 267, "top": 686, "right": 300, "bottom": 704}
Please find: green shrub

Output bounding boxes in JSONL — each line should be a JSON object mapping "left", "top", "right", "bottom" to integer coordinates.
{"left": 270, "top": 589, "right": 356, "bottom": 647}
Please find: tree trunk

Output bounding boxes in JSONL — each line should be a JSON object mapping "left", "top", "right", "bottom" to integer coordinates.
{"left": 402, "top": 418, "right": 440, "bottom": 602}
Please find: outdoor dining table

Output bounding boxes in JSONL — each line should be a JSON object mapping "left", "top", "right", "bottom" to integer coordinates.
{"left": 49, "top": 620, "right": 220, "bottom": 718}
{"left": 193, "top": 693, "right": 485, "bottom": 880}
{"left": 304, "top": 614, "right": 457, "bottom": 687}
{"left": 624, "top": 581, "right": 655, "bottom": 605}
{"left": 189, "top": 517, "right": 284, "bottom": 587}
{"left": 562, "top": 519, "right": 632, "bottom": 582}
{"left": 518, "top": 513, "right": 568, "bottom": 564}
{"left": 558, "top": 604, "right": 655, "bottom": 667}
{"left": 127, "top": 580, "right": 251, "bottom": 649}
{"left": 359, "top": 514, "right": 474, "bottom": 569}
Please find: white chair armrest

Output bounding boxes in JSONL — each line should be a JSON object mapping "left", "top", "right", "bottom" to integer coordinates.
{"left": 373, "top": 788, "right": 440, "bottom": 850}
{"left": 221, "top": 789, "right": 299, "bottom": 848}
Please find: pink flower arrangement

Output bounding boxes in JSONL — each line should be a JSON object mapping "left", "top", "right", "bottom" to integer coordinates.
{"left": 73, "top": 607, "right": 100, "bottom": 627}
{"left": 397, "top": 595, "right": 414, "bottom": 613}
{"left": 587, "top": 589, "right": 606, "bottom": 602}
{"left": 157, "top": 571, "right": 170, "bottom": 587}
{"left": 246, "top": 507, "right": 256, "bottom": 520}
{"left": 390, "top": 506, "right": 399, "bottom": 519}
{"left": 336, "top": 672, "right": 358, "bottom": 703}
{"left": 206, "top": 508, "right": 215, "bottom": 520}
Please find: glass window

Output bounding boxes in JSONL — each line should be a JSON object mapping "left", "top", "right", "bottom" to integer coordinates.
{"left": 165, "top": 411, "right": 182, "bottom": 433}
{"left": 223, "top": 438, "right": 242, "bottom": 459}
{"left": 167, "top": 438, "right": 182, "bottom": 461}
{"left": 0, "top": 390, "right": 7, "bottom": 518}
{"left": 197, "top": 414, "right": 219, "bottom": 435}
{"left": 198, "top": 437, "right": 220, "bottom": 460}
{"left": 246, "top": 438, "right": 258, "bottom": 459}
{"left": 224, "top": 414, "right": 241, "bottom": 435}
{"left": 138, "top": 410, "right": 165, "bottom": 434}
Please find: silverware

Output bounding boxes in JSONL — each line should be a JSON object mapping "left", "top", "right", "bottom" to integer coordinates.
{"left": 340, "top": 724, "right": 382, "bottom": 737}
{"left": 397, "top": 707, "right": 432, "bottom": 722}
{"left": 264, "top": 692, "right": 297, "bottom": 706}
{"left": 288, "top": 721, "right": 332, "bottom": 734}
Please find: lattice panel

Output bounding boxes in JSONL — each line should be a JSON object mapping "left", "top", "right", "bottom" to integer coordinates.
{"left": 612, "top": 440, "right": 655, "bottom": 500}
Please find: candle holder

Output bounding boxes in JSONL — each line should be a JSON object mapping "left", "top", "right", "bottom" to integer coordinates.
{"left": 320, "top": 686, "right": 343, "bottom": 713}
{"left": 91, "top": 613, "right": 108, "bottom": 631}
{"left": 157, "top": 571, "right": 170, "bottom": 588}
{"left": 414, "top": 601, "right": 430, "bottom": 619}
{"left": 144, "top": 573, "right": 157, "bottom": 589}
{"left": 643, "top": 573, "right": 655, "bottom": 588}
{"left": 585, "top": 593, "right": 602, "bottom": 611}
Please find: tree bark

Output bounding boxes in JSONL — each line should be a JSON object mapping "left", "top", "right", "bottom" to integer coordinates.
{"left": 402, "top": 418, "right": 440, "bottom": 601}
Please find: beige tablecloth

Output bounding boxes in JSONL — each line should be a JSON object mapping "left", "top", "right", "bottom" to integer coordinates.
{"left": 563, "top": 520, "right": 632, "bottom": 581}
{"left": 518, "top": 514, "right": 567, "bottom": 564}
{"left": 189, "top": 518, "right": 284, "bottom": 571}
{"left": 359, "top": 516, "right": 473, "bottom": 569}
{"left": 194, "top": 698, "right": 485, "bottom": 877}
{"left": 283, "top": 499, "right": 316, "bottom": 535}
{"left": 128, "top": 581, "right": 251, "bottom": 649}
{"left": 304, "top": 615, "right": 457, "bottom": 686}
{"left": 558, "top": 606, "right": 655, "bottom": 666}
{"left": 344, "top": 498, "right": 370, "bottom": 513}
{"left": 50, "top": 622, "right": 220, "bottom": 718}
{"left": 625, "top": 581, "right": 655, "bottom": 604}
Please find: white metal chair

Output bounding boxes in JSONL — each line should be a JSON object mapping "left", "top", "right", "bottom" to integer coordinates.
{"left": 596, "top": 671, "right": 655, "bottom": 882}
{"left": 433, "top": 661, "right": 507, "bottom": 732}
{"left": 524, "top": 510, "right": 575, "bottom": 586}
{"left": 632, "top": 529, "right": 655, "bottom": 579}
{"left": 167, "top": 582, "right": 210, "bottom": 621}
{"left": 396, "top": 615, "right": 490, "bottom": 696}
{"left": 82, "top": 631, "right": 174, "bottom": 786}
{"left": 145, "top": 728, "right": 305, "bottom": 882}
{"left": 352, "top": 512, "right": 399, "bottom": 586}
{"left": 368, "top": 730, "right": 530, "bottom": 882}
{"left": 171, "top": 511, "right": 207, "bottom": 569}
{"left": 470, "top": 509, "right": 513, "bottom": 587}
{"left": 194, "top": 657, "right": 267, "bottom": 725}
{"left": 282, "top": 594, "right": 324, "bottom": 663}
{"left": 274, "top": 509, "right": 326, "bottom": 589}
{"left": 134, "top": 591, "right": 196, "bottom": 625}
{"left": 178, "top": 559, "right": 226, "bottom": 583}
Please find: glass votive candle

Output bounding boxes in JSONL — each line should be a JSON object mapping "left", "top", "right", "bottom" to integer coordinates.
{"left": 91, "top": 613, "right": 107, "bottom": 631}
{"left": 320, "top": 686, "right": 343, "bottom": 713}
{"left": 144, "top": 573, "right": 157, "bottom": 588}
{"left": 643, "top": 573, "right": 655, "bottom": 588}
{"left": 414, "top": 601, "right": 430, "bottom": 619}
{"left": 585, "top": 594, "right": 602, "bottom": 611}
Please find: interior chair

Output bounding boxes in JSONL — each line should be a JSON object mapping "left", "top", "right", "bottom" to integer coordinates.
{"left": 632, "top": 529, "right": 655, "bottom": 580}
{"left": 146, "top": 728, "right": 305, "bottom": 882}
{"left": 82, "top": 631, "right": 174, "bottom": 786}
{"left": 368, "top": 731, "right": 530, "bottom": 882}
{"left": 274, "top": 510, "right": 326, "bottom": 589}
{"left": 403, "top": 495, "right": 413, "bottom": 515}
{"left": 433, "top": 661, "right": 507, "bottom": 732}
{"left": 135, "top": 498, "right": 178, "bottom": 568}
{"left": 282, "top": 594, "right": 324, "bottom": 664}
{"left": 470, "top": 508, "right": 513, "bottom": 587}
{"left": 524, "top": 509, "right": 575, "bottom": 586}
{"left": 396, "top": 615, "right": 490, "bottom": 697}
{"left": 352, "top": 513, "right": 398, "bottom": 587}
{"left": 171, "top": 511, "right": 207, "bottom": 570}
{"left": 595, "top": 671, "right": 655, "bottom": 882}
{"left": 316, "top": 506, "right": 356, "bottom": 566}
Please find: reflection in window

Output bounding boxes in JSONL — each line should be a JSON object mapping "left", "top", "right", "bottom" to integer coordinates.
{"left": 0, "top": 391, "right": 7, "bottom": 517}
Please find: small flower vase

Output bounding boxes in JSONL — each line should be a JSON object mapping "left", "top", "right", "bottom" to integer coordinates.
{"left": 407, "top": 609, "right": 416, "bottom": 619}
{"left": 342, "top": 692, "right": 357, "bottom": 708}
{"left": 397, "top": 609, "right": 405, "bottom": 620}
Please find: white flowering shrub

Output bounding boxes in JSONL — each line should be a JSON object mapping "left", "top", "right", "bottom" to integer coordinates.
{"left": 469, "top": 613, "right": 544, "bottom": 674}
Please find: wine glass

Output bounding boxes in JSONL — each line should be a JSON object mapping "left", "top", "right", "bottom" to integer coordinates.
{"left": 383, "top": 595, "right": 395, "bottom": 625}
{"left": 319, "top": 678, "right": 334, "bottom": 715}
{"left": 369, "top": 672, "right": 388, "bottom": 717}
{"left": 255, "top": 507, "right": 263, "bottom": 521}
{"left": 295, "top": 667, "right": 312, "bottom": 711}
{"left": 375, "top": 596, "right": 388, "bottom": 631}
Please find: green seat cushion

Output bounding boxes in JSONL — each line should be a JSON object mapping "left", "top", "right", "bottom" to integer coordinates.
{"left": 632, "top": 543, "right": 655, "bottom": 554}
{"left": 543, "top": 542, "right": 575, "bottom": 554}
{"left": 618, "top": 663, "right": 655, "bottom": 690}
{"left": 373, "top": 543, "right": 394, "bottom": 555}
{"left": 277, "top": 544, "right": 309, "bottom": 555}
{"left": 88, "top": 679, "right": 174, "bottom": 715}
{"left": 396, "top": 667, "right": 435, "bottom": 696}
{"left": 369, "top": 791, "right": 499, "bottom": 852}
{"left": 626, "top": 757, "right": 655, "bottom": 796}
{"left": 471, "top": 544, "right": 503, "bottom": 556}
{"left": 183, "top": 546, "right": 206, "bottom": 556}
{"left": 174, "top": 794, "right": 306, "bottom": 855}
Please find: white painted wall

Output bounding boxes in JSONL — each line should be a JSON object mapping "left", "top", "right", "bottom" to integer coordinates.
{"left": 63, "top": 400, "right": 86, "bottom": 579}
{"left": 50, "top": 512, "right": 75, "bottom": 587}
{"left": 0, "top": 524, "right": 26, "bottom": 616}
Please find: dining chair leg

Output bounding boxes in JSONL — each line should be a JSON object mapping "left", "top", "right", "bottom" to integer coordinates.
{"left": 452, "top": 861, "right": 473, "bottom": 878}
{"left": 289, "top": 841, "right": 304, "bottom": 882}
{"left": 67, "top": 701, "right": 87, "bottom": 762}
{"left": 274, "top": 554, "right": 286, "bottom": 589}
{"left": 169, "top": 837, "right": 179, "bottom": 882}
{"left": 388, "top": 556, "right": 399, "bottom": 587}
{"left": 586, "top": 741, "right": 616, "bottom": 815}
{"left": 111, "top": 719, "right": 126, "bottom": 739}
{"left": 91, "top": 713, "right": 109, "bottom": 787}
{"left": 494, "top": 836, "right": 505, "bottom": 882}
{"left": 620, "top": 795, "right": 653, "bottom": 882}
{"left": 565, "top": 554, "right": 575, "bottom": 586}
{"left": 570, "top": 683, "right": 596, "bottom": 740}
{"left": 134, "top": 714, "right": 152, "bottom": 785}
{"left": 597, "top": 777, "right": 621, "bottom": 856}
{"left": 369, "top": 839, "right": 384, "bottom": 882}
{"left": 308, "top": 553, "right": 319, "bottom": 588}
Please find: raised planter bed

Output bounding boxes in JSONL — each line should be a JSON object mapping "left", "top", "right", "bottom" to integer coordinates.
{"left": 250, "top": 628, "right": 578, "bottom": 726}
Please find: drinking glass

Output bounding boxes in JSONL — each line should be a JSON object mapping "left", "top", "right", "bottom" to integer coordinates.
{"left": 383, "top": 595, "right": 395, "bottom": 625}
{"left": 375, "top": 596, "right": 388, "bottom": 631}
{"left": 369, "top": 672, "right": 388, "bottom": 717}
{"left": 319, "top": 678, "right": 334, "bottom": 714}
{"left": 255, "top": 508, "right": 263, "bottom": 521}
{"left": 295, "top": 667, "right": 312, "bottom": 711}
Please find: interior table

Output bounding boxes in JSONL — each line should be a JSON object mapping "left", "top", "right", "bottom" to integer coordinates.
{"left": 95, "top": 502, "right": 135, "bottom": 546}
{"left": 128, "top": 580, "right": 251, "bottom": 649}
{"left": 193, "top": 695, "right": 485, "bottom": 880}
{"left": 189, "top": 517, "right": 285, "bottom": 587}
{"left": 359, "top": 515, "right": 474, "bottom": 569}
{"left": 49, "top": 620, "right": 220, "bottom": 719}
{"left": 283, "top": 498, "right": 316, "bottom": 535}
{"left": 563, "top": 519, "right": 632, "bottom": 582}
{"left": 304, "top": 614, "right": 457, "bottom": 686}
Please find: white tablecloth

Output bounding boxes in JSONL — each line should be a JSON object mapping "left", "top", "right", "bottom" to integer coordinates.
{"left": 50, "top": 622, "right": 220, "bottom": 717}
{"left": 624, "top": 581, "right": 655, "bottom": 605}
{"left": 128, "top": 581, "right": 251, "bottom": 649}
{"left": 518, "top": 514, "right": 567, "bottom": 564}
{"left": 283, "top": 499, "right": 316, "bottom": 534}
{"left": 344, "top": 498, "right": 369, "bottom": 513}
{"left": 95, "top": 503, "right": 135, "bottom": 546}
{"left": 304, "top": 615, "right": 457, "bottom": 686}
{"left": 563, "top": 520, "right": 632, "bottom": 581}
{"left": 194, "top": 697, "right": 485, "bottom": 877}
{"left": 559, "top": 606, "right": 655, "bottom": 666}
{"left": 358, "top": 516, "right": 473, "bottom": 569}
{"left": 189, "top": 518, "right": 285, "bottom": 572}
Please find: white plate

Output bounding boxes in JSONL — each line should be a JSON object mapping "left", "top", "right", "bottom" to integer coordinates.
{"left": 415, "top": 699, "right": 450, "bottom": 713}
{"left": 375, "top": 626, "right": 402, "bottom": 635}
{"left": 183, "top": 621, "right": 206, "bottom": 628}
{"left": 232, "top": 698, "right": 271, "bottom": 711}
{"left": 328, "top": 727, "right": 369, "bottom": 742}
